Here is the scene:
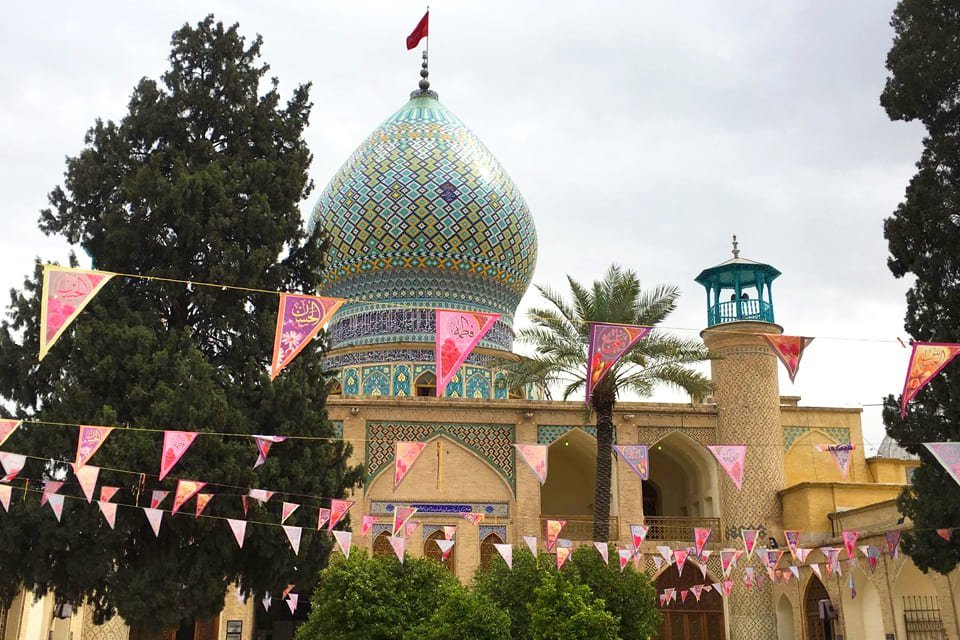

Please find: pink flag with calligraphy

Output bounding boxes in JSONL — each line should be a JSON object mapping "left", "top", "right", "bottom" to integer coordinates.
{"left": 270, "top": 294, "right": 344, "bottom": 380}
{"left": 694, "top": 527, "right": 712, "bottom": 559}
{"left": 0, "top": 452, "right": 24, "bottom": 482}
{"left": 159, "top": 431, "right": 198, "bottom": 481}
{"left": 841, "top": 530, "right": 860, "bottom": 560}
{"left": 515, "top": 444, "right": 548, "bottom": 484}
{"left": 436, "top": 539, "right": 455, "bottom": 561}
{"left": 0, "top": 420, "right": 20, "bottom": 448}
{"left": 75, "top": 425, "right": 113, "bottom": 469}
{"left": 630, "top": 524, "right": 649, "bottom": 551}
{"left": 333, "top": 530, "right": 352, "bottom": 559}
{"left": 39, "top": 266, "right": 114, "bottom": 360}
{"left": 593, "top": 541, "right": 609, "bottom": 564}
{"left": 741, "top": 529, "right": 759, "bottom": 556}
{"left": 252, "top": 435, "right": 287, "bottom": 469}
{"left": 394, "top": 441, "right": 428, "bottom": 489}
{"left": 98, "top": 501, "right": 117, "bottom": 528}
{"left": 762, "top": 335, "right": 814, "bottom": 383}
{"left": 328, "top": 499, "right": 354, "bottom": 530}
{"left": 0, "top": 485, "right": 11, "bottom": 512}
{"left": 925, "top": 443, "right": 960, "bottom": 486}
{"left": 707, "top": 445, "right": 747, "bottom": 490}
{"left": 784, "top": 530, "right": 801, "bottom": 559}
{"left": 72, "top": 464, "right": 100, "bottom": 503}
{"left": 613, "top": 445, "right": 649, "bottom": 480}
{"left": 144, "top": 508, "right": 163, "bottom": 536}
{"left": 493, "top": 543, "right": 513, "bottom": 568}
{"left": 150, "top": 490, "right": 169, "bottom": 509}
{"left": 195, "top": 493, "right": 212, "bottom": 517}
{"left": 172, "top": 480, "right": 206, "bottom": 514}
{"left": 556, "top": 546, "right": 572, "bottom": 570}
{"left": 435, "top": 309, "right": 499, "bottom": 397}
{"left": 389, "top": 535, "right": 406, "bottom": 563}
{"left": 818, "top": 443, "right": 855, "bottom": 478}
{"left": 545, "top": 519, "right": 566, "bottom": 552}
{"left": 227, "top": 519, "right": 247, "bottom": 548}
{"left": 585, "top": 323, "right": 651, "bottom": 405}
{"left": 900, "top": 342, "right": 960, "bottom": 416}
{"left": 317, "top": 508, "right": 331, "bottom": 530}
{"left": 283, "top": 525, "right": 302, "bottom": 555}
{"left": 392, "top": 505, "right": 418, "bottom": 536}
{"left": 281, "top": 502, "right": 299, "bottom": 524}
{"left": 360, "top": 514, "right": 375, "bottom": 536}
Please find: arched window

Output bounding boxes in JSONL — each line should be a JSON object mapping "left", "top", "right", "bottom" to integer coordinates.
{"left": 372, "top": 532, "right": 393, "bottom": 558}
{"left": 804, "top": 577, "right": 834, "bottom": 640}
{"left": 642, "top": 480, "right": 660, "bottom": 517}
{"left": 423, "top": 530, "right": 455, "bottom": 573}
{"left": 415, "top": 371, "right": 437, "bottom": 397}
{"left": 479, "top": 532, "right": 504, "bottom": 569}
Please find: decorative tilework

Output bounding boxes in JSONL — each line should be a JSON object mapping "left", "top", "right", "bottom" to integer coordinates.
{"left": 783, "top": 426, "right": 809, "bottom": 450}
{"left": 325, "top": 349, "right": 495, "bottom": 369}
{"left": 393, "top": 365, "right": 411, "bottom": 397}
{"left": 824, "top": 427, "right": 851, "bottom": 444}
{"left": 329, "top": 307, "right": 514, "bottom": 351}
{"left": 343, "top": 368, "right": 360, "bottom": 396}
{"left": 365, "top": 421, "right": 516, "bottom": 489}
{"left": 370, "top": 501, "right": 509, "bottom": 517}
{"left": 372, "top": 523, "right": 394, "bottom": 538}
{"left": 493, "top": 372, "right": 508, "bottom": 399}
{"left": 444, "top": 371, "right": 463, "bottom": 398}
{"left": 537, "top": 425, "right": 602, "bottom": 445}
{"left": 782, "top": 426, "right": 851, "bottom": 450}
{"left": 465, "top": 368, "right": 492, "bottom": 399}
{"left": 361, "top": 365, "right": 391, "bottom": 396}
{"left": 479, "top": 525, "right": 507, "bottom": 542}
{"left": 422, "top": 524, "right": 445, "bottom": 538}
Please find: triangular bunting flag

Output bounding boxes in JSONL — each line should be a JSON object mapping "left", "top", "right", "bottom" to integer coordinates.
{"left": 762, "top": 335, "right": 814, "bottom": 383}
{"left": 618, "top": 549, "right": 632, "bottom": 572}
{"left": 392, "top": 505, "right": 418, "bottom": 536}
{"left": 404, "top": 520, "right": 420, "bottom": 538}
{"left": 886, "top": 530, "right": 902, "bottom": 559}
{"left": 657, "top": 545, "right": 673, "bottom": 564}
{"left": 100, "top": 486, "right": 119, "bottom": 502}
{"left": 317, "top": 508, "right": 331, "bottom": 530}
{"left": 674, "top": 549, "right": 689, "bottom": 576}
{"left": 818, "top": 443, "right": 855, "bottom": 478}
{"left": 333, "top": 530, "right": 352, "bottom": 559}
{"left": 144, "top": 507, "right": 163, "bottom": 536}
{"left": 285, "top": 594, "right": 299, "bottom": 615}
{"left": 924, "top": 443, "right": 960, "bottom": 486}
{"left": 281, "top": 502, "right": 299, "bottom": 524}
{"left": 630, "top": 524, "right": 649, "bottom": 551}
{"left": 493, "top": 543, "right": 513, "bottom": 568}
{"left": 252, "top": 435, "right": 287, "bottom": 469}
{"left": 811, "top": 562, "right": 822, "bottom": 580}
{"left": 545, "top": 519, "right": 566, "bottom": 552}
{"left": 435, "top": 309, "right": 499, "bottom": 396}
{"left": 388, "top": 535, "right": 406, "bottom": 563}
{"left": 171, "top": 480, "right": 206, "bottom": 515}
{"left": 593, "top": 541, "right": 609, "bottom": 564}
{"left": 0, "top": 452, "right": 26, "bottom": 482}
{"left": 97, "top": 500, "right": 117, "bottom": 528}
{"left": 585, "top": 323, "right": 652, "bottom": 405}
{"left": 653, "top": 555, "right": 664, "bottom": 573}
{"left": 680, "top": 590, "right": 689, "bottom": 604}
{"left": 75, "top": 426, "right": 113, "bottom": 469}
{"left": 394, "top": 441, "right": 428, "bottom": 489}
{"left": 270, "top": 294, "right": 344, "bottom": 380}
{"left": 901, "top": 342, "right": 960, "bottom": 416}
{"left": 613, "top": 444, "right": 649, "bottom": 479}
{"left": 848, "top": 573, "right": 856, "bottom": 599}
{"left": 690, "top": 585, "right": 703, "bottom": 602}
{"left": 937, "top": 528, "right": 952, "bottom": 541}
{"left": 0, "top": 484, "right": 11, "bottom": 512}
{"left": 720, "top": 549, "right": 737, "bottom": 577}
{"left": 523, "top": 535, "right": 537, "bottom": 556}
{"left": 41, "top": 480, "right": 63, "bottom": 506}
{"left": 841, "top": 531, "right": 860, "bottom": 559}
{"left": 707, "top": 445, "right": 747, "bottom": 490}
{"left": 48, "top": 494, "right": 65, "bottom": 521}
{"left": 694, "top": 527, "right": 712, "bottom": 558}
{"left": 329, "top": 499, "right": 354, "bottom": 530}
{"left": 262, "top": 594, "right": 272, "bottom": 612}
{"left": 248, "top": 489, "right": 274, "bottom": 504}
{"left": 741, "top": 529, "right": 759, "bottom": 556}
{"left": 556, "top": 546, "right": 572, "bottom": 570}
{"left": 72, "top": 464, "right": 100, "bottom": 503}
{"left": 360, "top": 514, "right": 375, "bottom": 536}
{"left": 241, "top": 496, "right": 249, "bottom": 515}
{"left": 784, "top": 530, "right": 801, "bottom": 559}
{"left": 443, "top": 525, "right": 457, "bottom": 540}
{"left": 159, "top": 430, "right": 198, "bottom": 481}
{"left": 866, "top": 545, "right": 881, "bottom": 572}
{"left": 790, "top": 565, "right": 800, "bottom": 581}
{"left": 283, "top": 525, "right": 302, "bottom": 555}
{"left": 195, "top": 493, "right": 213, "bottom": 517}
{"left": 462, "top": 512, "right": 484, "bottom": 526}
{"left": 227, "top": 518, "right": 247, "bottom": 548}
{"left": 39, "top": 266, "right": 114, "bottom": 360}
{"left": 435, "top": 538, "right": 455, "bottom": 561}
{"left": 150, "top": 490, "right": 169, "bottom": 509}
{"left": 0, "top": 420, "right": 19, "bottom": 448}
{"left": 796, "top": 548, "right": 811, "bottom": 563}
{"left": 514, "top": 444, "right": 548, "bottom": 484}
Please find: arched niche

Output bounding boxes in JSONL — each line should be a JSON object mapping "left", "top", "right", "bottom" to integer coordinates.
{"left": 803, "top": 576, "right": 835, "bottom": 640}
{"left": 647, "top": 431, "right": 719, "bottom": 518}
{"left": 840, "top": 571, "right": 884, "bottom": 640}
{"left": 784, "top": 429, "right": 849, "bottom": 485}
{"left": 894, "top": 560, "right": 946, "bottom": 640}
{"left": 654, "top": 561, "right": 725, "bottom": 639}
{"left": 539, "top": 428, "right": 619, "bottom": 532}
{"left": 776, "top": 594, "right": 796, "bottom": 640}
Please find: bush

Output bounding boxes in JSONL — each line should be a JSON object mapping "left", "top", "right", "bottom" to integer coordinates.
{"left": 529, "top": 572, "right": 620, "bottom": 640}
{"left": 404, "top": 587, "right": 511, "bottom": 640}
{"left": 473, "top": 548, "right": 547, "bottom": 638}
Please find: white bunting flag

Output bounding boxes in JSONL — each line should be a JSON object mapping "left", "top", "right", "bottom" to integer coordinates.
{"left": 493, "top": 543, "right": 513, "bottom": 568}
{"left": 435, "top": 538, "right": 455, "bottom": 561}
{"left": 333, "top": 530, "right": 352, "bottom": 559}
{"left": 283, "top": 525, "right": 302, "bottom": 555}
{"left": 48, "top": 494, "right": 65, "bottom": 521}
{"left": 593, "top": 541, "right": 609, "bottom": 564}
{"left": 144, "top": 507, "right": 163, "bottom": 536}
{"left": 72, "top": 464, "right": 100, "bottom": 503}
{"left": 98, "top": 501, "right": 117, "bottom": 529}
{"left": 227, "top": 519, "right": 247, "bottom": 548}
{"left": 389, "top": 535, "right": 406, "bottom": 563}
{"left": 523, "top": 535, "right": 538, "bottom": 556}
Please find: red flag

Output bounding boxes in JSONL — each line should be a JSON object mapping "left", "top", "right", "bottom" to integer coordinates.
{"left": 406, "top": 11, "right": 429, "bottom": 50}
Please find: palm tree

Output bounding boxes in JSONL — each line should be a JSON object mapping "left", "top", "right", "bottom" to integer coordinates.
{"left": 507, "top": 265, "right": 712, "bottom": 540}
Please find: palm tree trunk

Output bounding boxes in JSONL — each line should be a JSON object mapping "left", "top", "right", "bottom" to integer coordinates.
{"left": 592, "top": 393, "right": 615, "bottom": 541}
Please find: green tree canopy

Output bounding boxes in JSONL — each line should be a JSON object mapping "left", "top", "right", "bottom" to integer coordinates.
{"left": 880, "top": 0, "right": 960, "bottom": 574}
{"left": 505, "top": 265, "right": 711, "bottom": 539}
{"left": 528, "top": 572, "right": 620, "bottom": 640}
{"left": 0, "top": 16, "right": 360, "bottom": 628}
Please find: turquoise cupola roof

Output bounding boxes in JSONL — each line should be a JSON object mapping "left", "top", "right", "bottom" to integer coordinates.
{"left": 695, "top": 236, "right": 781, "bottom": 327}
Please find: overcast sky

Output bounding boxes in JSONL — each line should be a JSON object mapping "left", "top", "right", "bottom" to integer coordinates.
{"left": 0, "top": 2, "right": 924, "bottom": 451}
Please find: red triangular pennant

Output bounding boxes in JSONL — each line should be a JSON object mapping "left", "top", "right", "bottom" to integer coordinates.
{"left": 901, "top": 342, "right": 960, "bottom": 416}
{"left": 39, "top": 266, "right": 114, "bottom": 360}
{"left": 762, "top": 335, "right": 814, "bottom": 383}
{"left": 394, "top": 442, "right": 428, "bottom": 489}
{"left": 585, "top": 323, "right": 651, "bottom": 405}
{"left": 159, "top": 431, "right": 198, "bottom": 481}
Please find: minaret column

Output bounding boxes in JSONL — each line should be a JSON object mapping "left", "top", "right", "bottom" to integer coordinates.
{"left": 702, "top": 320, "right": 786, "bottom": 639}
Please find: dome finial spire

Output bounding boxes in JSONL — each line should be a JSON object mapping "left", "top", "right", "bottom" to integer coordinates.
{"left": 411, "top": 49, "right": 438, "bottom": 99}
{"left": 731, "top": 234, "right": 740, "bottom": 259}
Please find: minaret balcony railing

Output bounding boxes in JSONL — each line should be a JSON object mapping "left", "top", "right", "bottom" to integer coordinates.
{"left": 707, "top": 298, "right": 774, "bottom": 326}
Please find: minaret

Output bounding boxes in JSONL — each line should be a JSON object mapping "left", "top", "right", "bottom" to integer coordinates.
{"left": 695, "top": 236, "right": 786, "bottom": 639}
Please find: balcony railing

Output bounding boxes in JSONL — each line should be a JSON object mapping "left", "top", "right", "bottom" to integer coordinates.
{"left": 644, "top": 516, "right": 721, "bottom": 543}
{"left": 541, "top": 515, "right": 620, "bottom": 542}
{"left": 707, "top": 298, "right": 773, "bottom": 326}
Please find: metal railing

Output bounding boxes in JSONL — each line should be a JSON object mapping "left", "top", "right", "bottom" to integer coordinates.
{"left": 644, "top": 516, "right": 721, "bottom": 543}
{"left": 904, "top": 596, "right": 947, "bottom": 639}
{"left": 540, "top": 515, "right": 619, "bottom": 542}
{"left": 707, "top": 299, "right": 773, "bottom": 325}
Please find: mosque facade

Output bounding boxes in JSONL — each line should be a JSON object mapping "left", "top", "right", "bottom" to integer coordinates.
{"left": 4, "top": 64, "right": 960, "bottom": 640}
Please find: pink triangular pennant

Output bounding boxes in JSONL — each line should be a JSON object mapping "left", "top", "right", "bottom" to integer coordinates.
{"left": 680, "top": 590, "right": 689, "bottom": 604}
{"left": 690, "top": 584, "right": 703, "bottom": 602}
{"left": 0, "top": 484, "right": 11, "bottom": 512}
{"left": 886, "top": 530, "right": 902, "bottom": 559}
{"left": 694, "top": 527, "right": 712, "bottom": 558}
{"left": 171, "top": 480, "right": 206, "bottom": 515}
{"left": 283, "top": 525, "right": 302, "bottom": 554}
{"left": 435, "top": 538, "right": 455, "bottom": 561}
{"left": 285, "top": 593, "right": 299, "bottom": 615}
{"left": 392, "top": 505, "right": 418, "bottom": 536}
{"left": 462, "top": 512, "right": 485, "bottom": 526}
{"left": 195, "top": 493, "right": 213, "bottom": 517}
{"left": 741, "top": 529, "right": 759, "bottom": 556}
{"left": 72, "top": 464, "right": 100, "bottom": 503}
{"left": 360, "top": 514, "right": 375, "bottom": 536}
{"left": 657, "top": 545, "right": 673, "bottom": 564}
{"left": 388, "top": 535, "right": 406, "bottom": 563}
{"left": 721, "top": 580, "right": 733, "bottom": 597}
{"left": 404, "top": 520, "right": 420, "bottom": 538}
{"left": 144, "top": 507, "right": 163, "bottom": 536}
{"left": 613, "top": 444, "right": 650, "bottom": 480}
{"left": 841, "top": 531, "right": 860, "bottom": 560}
{"left": 707, "top": 445, "right": 747, "bottom": 490}
{"left": 784, "top": 530, "right": 801, "bottom": 558}
{"left": 593, "top": 541, "right": 609, "bottom": 564}
{"left": 75, "top": 426, "right": 113, "bottom": 469}
{"left": 721, "top": 549, "right": 737, "bottom": 577}
{"left": 630, "top": 524, "right": 649, "bottom": 551}
{"left": 810, "top": 562, "right": 822, "bottom": 580}
{"left": 0, "top": 452, "right": 26, "bottom": 482}
{"left": 493, "top": 543, "right": 513, "bottom": 568}
{"left": 523, "top": 535, "right": 537, "bottom": 555}
{"left": 248, "top": 488, "right": 274, "bottom": 504}
{"left": 545, "top": 519, "right": 566, "bottom": 552}
{"left": 394, "top": 442, "right": 428, "bottom": 489}
{"left": 0, "top": 421, "right": 19, "bottom": 448}
{"left": 674, "top": 549, "right": 689, "bottom": 576}
{"left": 435, "top": 309, "right": 499, "bottom": 396}
{"left": 100, "top": 486, "right": 119, "bottom": 502}
{"left": 39, "top": 266, "right": 114, "bottom": 360}
{"left": 556, "top": 546, "right": 572, "bottom": 570}
{"left": 515, "top": 444, "right": 548, "bottom": 484}
{"left": 585, "top": 323, "right": 651, "bottom": 405}
{"left": 252, "top": 435, "right": 287, "bottom": 469}
{"left": 97, "top": 500, "right": 117, "bottom": 528}
{"left": 270, "top": 294, "right": 344, "bottom": 380}
{"left": 619, "top": 549, "right": 633, "bottom": 571}
{"left": 47, "top": 494, "right": 65, "bottom": 521}
{"left": 317, "top": 508, "right": 331, "bottom": 530}
{"left": 241, "top": 496, "right": 249, "bottom": 515}
{"left": 796, "top": 548, "right": 811, "bottom": 563}
{"left": 281, "top": 502, "right": 299, "bottom": 524}
{"left": 159, "top": 430, "right": 199, "bottom": 481}
{"left": 937, "top": 528, "right": 952, "bottom": 541}
{"left": 150, "top": 490, "right": 169, "bottom": 509}
{"left": 818, "top": 443, "right": 855, "bottom": 478}
{"left": 925, "top": 442, "right": 960, "bottom": 486}
{"left": 333, "top": 530, "right": 352, "bottom": 558}
{"left": 900, "top": 342, "right": 960, "bottom": 416}
{"left": 762, "top": 335, "right": 814, "bottom": 383}
{"left": 227, "top": 518, "right": 247, "bottom": 548}
{"left": 653, "top": 555, "right": 664, "bottom": 573}
{"left": 41, "top": 480, "right": 64, "bottom": 506}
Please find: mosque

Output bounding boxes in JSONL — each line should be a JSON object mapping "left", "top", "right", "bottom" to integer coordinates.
{"left": 4, "top": 53, "right": 960, "bottom": 640}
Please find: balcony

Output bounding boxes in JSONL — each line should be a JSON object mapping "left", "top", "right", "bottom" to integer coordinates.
{"left": 644, "top": 516, "right": 721, "bottom": 544}
{"left": 541, "top": 515, "right": 620, "bottom": 542}
{"left": 707, "top": 298, "right": 773, "bottom": 326}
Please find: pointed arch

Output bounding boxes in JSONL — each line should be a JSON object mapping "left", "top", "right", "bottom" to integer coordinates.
{"left": 479, "top": 531, "right": 505, "bottom": 569}
{"left": 424, "top": 529, "right": 455, "bottom": 573}
{"left": 777, "top": 594, "right": 797, "bottom": 640}
{"left": 803, "top": 576, "right": 834, "bottom": 640}
{"left": 647, "top": 430, "right": 719, "bottom": 519}
{"left": 414, "top": 371, "right": 437, "bottom": 397}
{"left": 372, "top": 531, "right": 392, "bottom": 558}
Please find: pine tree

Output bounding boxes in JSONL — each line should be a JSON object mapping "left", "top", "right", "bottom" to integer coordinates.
{"left": 0, "top": 16, "right": 361, "bottom": 628}
{"left": 881, "top": 0, "right": 960, "bottom": 573}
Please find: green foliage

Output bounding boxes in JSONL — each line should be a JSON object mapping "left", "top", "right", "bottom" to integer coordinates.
{"left": 0, "top": 16, "right": 361, "bottom": 628}
{"left": 880, "top": 0, "right": 960, "bottom": 574}
{"left": 296, "top": 552, "right": 460, "bottom": 640}
{"left": 473, "top": 548, "right": 547, "bottom": 639}
{"left": 528, "top": 572, "right": 620, "bottom": 640}
{"left": 504, "top": 264, "right": 710, "bottom": 539}
{"left": 404, "top": 588, "right": 511, "bottom": 640}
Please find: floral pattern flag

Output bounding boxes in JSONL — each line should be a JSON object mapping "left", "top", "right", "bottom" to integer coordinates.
{"left": 545, "top": 519, "right": 567, "bottom": 552}
{"left": 443, "top": 525, "right": 457, "bottom": 540}
{"left": 900, "top": 342, "right": 960, "bottom": 416}
{"left": 694, "top": 527, "right": 712, "bottom": 559}
{"left": 328, "top": 499, "right": 354, "bottom": 531}
{"left": 556, "top": 546, "right": 572, "bottom": 570}
{"left": 706, "top": 445, "right": 747, "bottom": 490}
{"left": 515, "top": 444, "right": 548, "bottom": 484}
{"left": 818, "top": 443, "right": 855, "bottom": 478}
{"left": 195, "top": 493, "right": 213, "bottom": 517}
{"left": 72, "top": 464, "right": 100, "bottom": 503}
{"left": 394, "top": 441, "right": 429, "bottom": 489}
{"left": 435, "top": 309, "right": 500, "bottom": 397}
{"left": 619, "top": 549, "right": 633, "bottom": 571}
{"left": 333, "top": 530, "right": 352, "bottom": 559}
{"left": 613, "top": 445, "right": 649, "bottom": 480}
{"left": 741, "top": 529, "right": 760, "bottom": 557}
{"left": 720, "top": 549, "right": 737, "bottom": 577}
{"left": 0, "top": 420, "right": 20, "bottom": 448}
{"left": 40, "top": 266, "right": 114, "bottom": 360}
{"left": 462, "top": 512, "right": 485, "bottom": 526}
{"left": 630, "top": 524, "right": 649, "bottom": 551}
{"left": 841, "top": 530, "right": 860, "bottom": 559}
{"left": 924, "top": 443, "right": 960, "bottom": 487}
{"left": 493, "top": 543, "right": 513, "bottom": 568}
{"left": 762, "top": 335, "right": 814, "bottom": 383}
{"left": 270, "top": 294, "right": 344, "bottom": 380}
{"left": 252, "top": 435, "right": 287, "bottom": 469}
{"left": 389, "top": 535, "right": 406, "bottom": 563}
{"left": 172, "top": 480, "right": 206, "bottom": 515}
{"left": 585, "top": 323, "right": 651, "bottom": 405}
{"left": 75, "top": 425, "right": 113, "bottom": 469}
{"left": 159, "top": 431, "right": 198, "bottom": 481}
{"left": 0, "top": 452, "right": 25, "bottom": 482}
{"left": 674, "top": 549, "right": 689, "bottom": 577}
{"left": 392, "top": 505, "right": 418, "bottom": 536}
